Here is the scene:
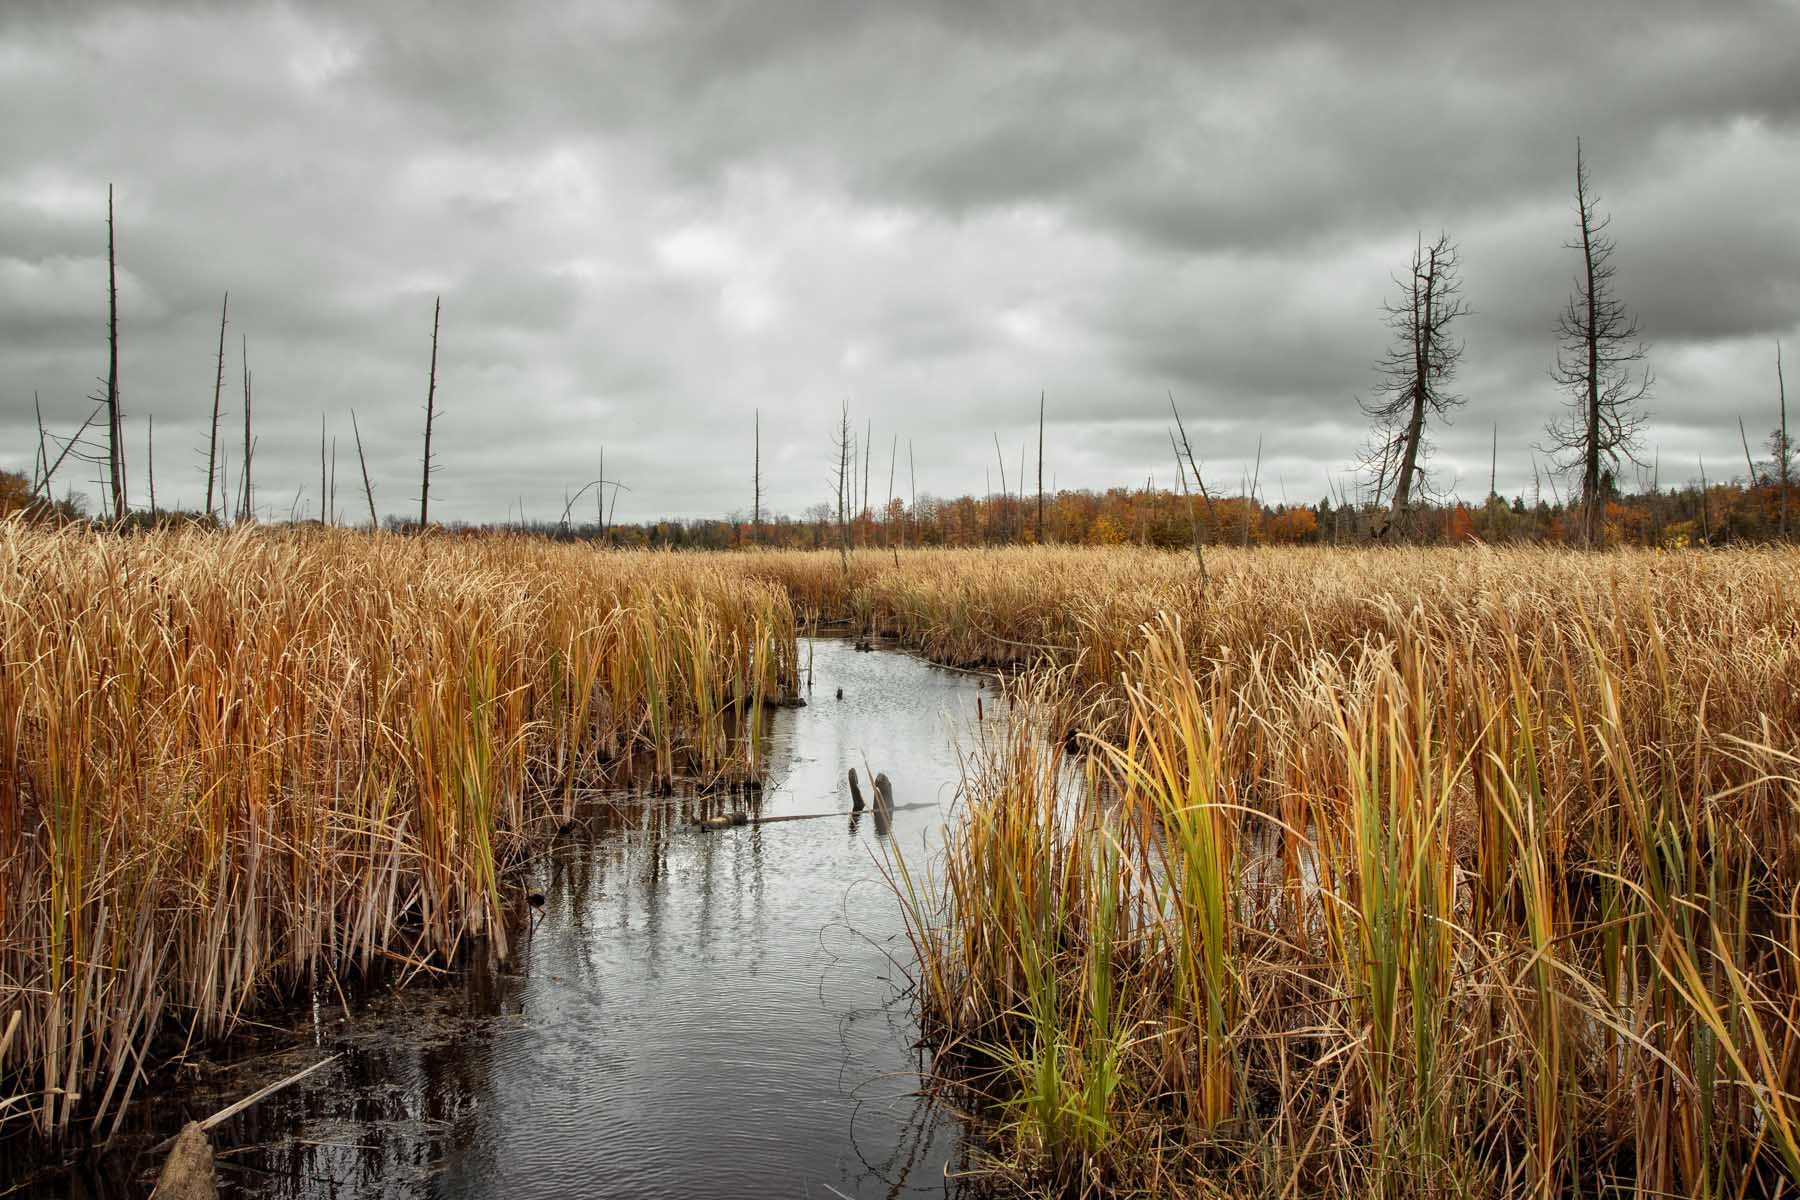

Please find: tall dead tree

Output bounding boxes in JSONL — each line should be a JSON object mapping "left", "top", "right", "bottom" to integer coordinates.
{"left": 830, "top": 401, "right": 853, "bottom": 569}
{"left": 886, "top": 433, "right": 897, "bottom": 550}
{"left": 1775, "top": 341, "right": 1791, "bottom": 540}
{"left": 1170, "top": 392, "right": 1222, "bottom": 551}
{"left": 33, "top": 394, "right": 50, "bottom": 499}
{"left": 351, "top": 410, "right": 378, "bottom": 528}
{"left": 1169, "top": 428, "right": 1207, "bottom": 581}
{"left": 752, "top": 409, "right": 762, "bottom": 543}
{"left": 1489, "top": 423, "right": 1499, "bottom": 500}
{"left": 418, "top": 297, "right": 441, "bottom": 528}
{"left": 1360, "top": 232, "right": 1469, "bottom": 534}
{"left": 1544, "top": 142, "right": 1650, "bottom": 546}
{"left": 908, "top": 439, "right": 916, "bottom": 545}
{"left": 1036, "top": 390, "right": 1045, "bottom": 543}
{"left": 992, "top": 432, "right": 1010, "bottom": 544}
{"left": 104, "top": 184, "right": 127, "bottom": 520}
{"left": 239, "top": 335, "right": 253, "bottom": 523}
{"left": 205, "top": 292, "right": 228, "bottom": 521}
{"left": 146, "top": 415, "right": 157, "bottom": 518}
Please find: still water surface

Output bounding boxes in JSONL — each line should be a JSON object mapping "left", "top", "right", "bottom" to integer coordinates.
{"left": 43, "top": 639, "right": 995, "bottom": 1198}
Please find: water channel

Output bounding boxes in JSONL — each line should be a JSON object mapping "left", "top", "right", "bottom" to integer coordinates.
{"left": 28, "top": 638, "right": 998, "bottom": 1199}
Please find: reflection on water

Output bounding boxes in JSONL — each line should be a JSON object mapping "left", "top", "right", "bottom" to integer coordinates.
{"left": 25, "top": 639, "right": 999, "bottom": 1199}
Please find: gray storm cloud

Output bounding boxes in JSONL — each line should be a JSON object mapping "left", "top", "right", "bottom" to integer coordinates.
{"left": 2, "top": 0, "right": 1796, "bottom": 522}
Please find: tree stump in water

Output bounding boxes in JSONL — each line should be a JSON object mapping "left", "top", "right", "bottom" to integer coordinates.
{"left": 873, "top": 772, "right": 894, "bottom": 835}
{"left": 152, "top": 1122, "right": 217, "bottom": 1200}
{"left": 847, "top": 767, "right": 866, "bottom": 811}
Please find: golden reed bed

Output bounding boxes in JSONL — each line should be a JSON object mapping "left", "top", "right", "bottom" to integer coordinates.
{"left": 0, "top": 526, "right": 797, "bottom": 1140}
{"left": 818, "top": 545, "right": 1800, "bottom": 1196}
{"left": 5, "top": 533, "right": 1799, "bottom": 1198}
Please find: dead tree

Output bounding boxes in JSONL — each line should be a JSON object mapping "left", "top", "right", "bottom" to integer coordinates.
{"left": 32, "top": 394, "right": 48, "bottom": 499}
{"left": 239, "top": 336, "right": 254, "bottom": 523}
{"left": 104, "top": 184, "right": 127, "bottom": 520}
{"left": 908, "top": 440, "right": 917, "bottom": 546}
{"left": 40, "top": 404, "right": 105, "bottom": 502}
{"left": 147, "top": 415, "right": 157, "bottom": 517}
{"left": 752, "top": 408, "right": 762, "bottom": 544}
{"left": 1359, "top": 232, "right": 1469, "bottom": 535}
{"left": 861, "top": 419, "right": 872, "bottom": 537}
{"left": 351, "top": 410, "right": 378, "bottom": 528}
{"left": 1036, "top": 390, "right": 1045, "bottom": 543}
{"left": 830, "top": 401, "right": 852, "bottom": 569}
{"left": 1775, "top": 342, "right": 1791, "bottom": 540}
{"left": 1543, "top": 142, "right": 1650, "bottom": 546}
{"left": 418, "top": 297, "right": 441, "bottom": 528}
{"left": 1169, "top": 428, "right": 1207, "bottom": 582}
{"left": 886, "top": 433, "right": 898, "bottom": 553}
{"left": 992, "top": 432, "right": 1009, "bottom": 543}
{"left": 205, "top": 292, "right": 228, "bottom": 522}
{"left": 1169, "top": 392, "right": 1223, "bottom": 550}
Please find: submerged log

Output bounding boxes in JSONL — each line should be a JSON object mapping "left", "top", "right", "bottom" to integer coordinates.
{"left": 848, "top": 768, "right": 866, "bottom": 811}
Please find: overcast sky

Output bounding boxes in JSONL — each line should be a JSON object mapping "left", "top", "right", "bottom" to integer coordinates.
{"left": 3, "top": 1, "right": 1797, "bottom": 523}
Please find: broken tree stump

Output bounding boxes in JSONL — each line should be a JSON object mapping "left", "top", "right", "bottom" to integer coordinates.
{"left": 151, "top": 1122, "right": 217, "bottom": 1200}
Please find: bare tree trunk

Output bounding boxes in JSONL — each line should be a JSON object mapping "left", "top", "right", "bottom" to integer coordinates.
{"left": 240, "top": 336, "right": 253, "bottom": 523}
{"left": 1170, "top": 428, "right": 1207, "bottom": 583}
{"left": 1036, "top": 390, "right": 1045, "bottom": 543}
{"left": 862, "top": 418, "right": 872, "bottom": 538}
{"left": 1390, "top": 243, "right": 1432, "bottom": 517}
{"left": 105, "top": 184, "right": 127, "bottom": 520}
{"left": 147, "top": 414, "right": 157, "bottom": 519}
{"left": 33, "top": 393, "right": 48, "bottom": 500}
{"left": 1780, "top": 341, "right": 1790, "bottom": 540}
{"left": 1489, "top": 423, "right": 1498, "bottom": 499}
{"left": 1579, "top": 156, "right": 1602, "bottom": 544}
{"left": 351, "top": 410, "right": 378, "bottom": 529}
{"left": 419, "top": 297, "right": 441, "bottom": 529}
{"left": 1244, "top": 435, "right": 1262, "bottom": 547}
{"left": 1698, "top": 456, "right": 1710, "bottom": 544}
{"left": 752, "top": 409, "right": 761, "bottom": 544}
{"left": 831, "top": 402, "right": 852, "bottom": 570}
{"left": 1169, "top": 392, "right": 1222, "bottom": 547}
{"left": 605, "top": 455, "right": 621, "bottom": 537}
{"left": 908, "top": 439, "right": 916, "bottom": 546}
{"left": 993, "top": 432, "right": 1009, "bottom": 544}
{"left": 205, "top": 292, "right": 227, "bottom": 522}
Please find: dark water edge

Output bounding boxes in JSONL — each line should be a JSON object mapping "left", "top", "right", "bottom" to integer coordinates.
{"left": 6, "top": 638, "right": 1008, "bottom": 1199}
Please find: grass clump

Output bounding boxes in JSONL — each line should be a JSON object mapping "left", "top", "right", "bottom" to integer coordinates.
{"left": 886, "top": 545, "right": 1800, "bottom": 1196}
{"left": 0, "top": 524, "right": 797, "bottom": 1142}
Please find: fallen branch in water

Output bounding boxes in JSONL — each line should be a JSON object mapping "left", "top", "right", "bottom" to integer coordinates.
{"left": 152, "top": 1054, "right": 341, "bottom": 1153}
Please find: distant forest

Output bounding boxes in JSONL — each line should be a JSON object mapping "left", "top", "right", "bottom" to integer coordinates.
{"left": 8, "top": 467, "right": 1790, "bottom": 550}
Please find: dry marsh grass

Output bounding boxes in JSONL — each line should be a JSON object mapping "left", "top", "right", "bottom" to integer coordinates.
{"left": 0, "top": 524, "right": 797, "bottom": 1141}
{"left": 6, "top": 533, "right": 1798, "bottom": 1199}
{"left": 857, "top": 546, "right": 1800, "bottom": 1195}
